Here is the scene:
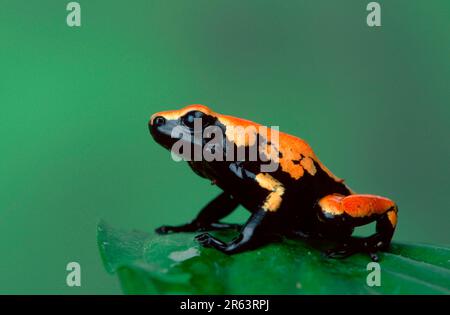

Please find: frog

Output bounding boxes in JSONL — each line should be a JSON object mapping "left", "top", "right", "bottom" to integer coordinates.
{"left": 148, "top": 104, "right": 398, "bottom": 261}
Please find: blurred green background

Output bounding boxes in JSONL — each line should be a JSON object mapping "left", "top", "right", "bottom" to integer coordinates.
{"left": 0, "top": 0, "right": 449, "bottom": 294}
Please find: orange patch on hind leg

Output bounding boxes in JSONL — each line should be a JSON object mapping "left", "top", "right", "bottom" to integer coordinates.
{"left": 341, "top": 194, "right": 396, "bottom": 218}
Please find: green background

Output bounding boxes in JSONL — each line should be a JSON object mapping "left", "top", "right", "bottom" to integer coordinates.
{"left": 0, "top": 0, "right": 449, "bottom": 294}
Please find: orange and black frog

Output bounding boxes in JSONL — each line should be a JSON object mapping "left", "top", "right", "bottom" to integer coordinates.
{"left": 148, "top": 104, "right": 398, "bottom": 261}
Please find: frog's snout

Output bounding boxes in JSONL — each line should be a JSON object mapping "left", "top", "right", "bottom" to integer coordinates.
{"left": 148, "top": 114, "right": 180, "bottom": 150}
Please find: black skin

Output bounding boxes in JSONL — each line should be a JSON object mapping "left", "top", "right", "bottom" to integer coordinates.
{"left": 149, "top": 111, "right": 395, "bottom": 261}
{"left": 155, "top": 192, "right": 242, "bottom": 234}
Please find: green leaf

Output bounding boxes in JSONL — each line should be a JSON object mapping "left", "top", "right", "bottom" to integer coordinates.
{"left": 97, "top": 221, "right": 450, "bottom": 294}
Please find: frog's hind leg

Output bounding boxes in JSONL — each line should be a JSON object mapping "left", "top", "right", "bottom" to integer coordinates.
{"left": 316, "top": 194, "right": 398, "bottom": 261}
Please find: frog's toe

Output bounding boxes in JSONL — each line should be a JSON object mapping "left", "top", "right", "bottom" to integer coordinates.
{"left": 369, "top": 252, "right": 379, "bottom": 262}
{"left": 195, "top": 233, "right": 214, "bottom": 247}
{"left": 325, "top": 243, "right": 359, "bottom": 259}
{"left": 155, "top": 225, "right": 172, "bottom": 235}
{"left": 325, "top": 241, "right": 381, "bottom": 261}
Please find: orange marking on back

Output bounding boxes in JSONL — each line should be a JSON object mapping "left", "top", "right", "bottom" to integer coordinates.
{"left": 218, "top": 115, "right": 261, "bottom": 147}
{"left": 218, "top": 118, "right": 324, "bottom": 181}
{"left": 300, "top": 156, "right": 317, "bottom": 176}
{"left": 276, "top": 132, "right": 344, "bottom": 182}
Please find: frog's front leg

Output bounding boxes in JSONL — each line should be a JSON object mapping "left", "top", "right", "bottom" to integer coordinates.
{"left": 195, "top": 209, "right": 276, "bottom": 254}
{"left": 155, "top": 192, "right": 240, "bottom": 234}
{"left": 196, "top": 173, "right": 285, "bottom": 254}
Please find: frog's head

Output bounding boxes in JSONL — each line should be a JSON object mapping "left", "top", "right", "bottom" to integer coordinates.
{"left": 149, "top": 104, "right": 220, "bottom": 153}
{"left": 150, "top": 104, "right": 280, "bottom": 172}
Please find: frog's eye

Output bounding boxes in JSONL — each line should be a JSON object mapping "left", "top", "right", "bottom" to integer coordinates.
{"left": 182, "top": 111, "right": 213, "bottom": 129}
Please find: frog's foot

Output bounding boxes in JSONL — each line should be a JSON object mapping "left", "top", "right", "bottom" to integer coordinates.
{"left": 155, "top": 222, "right": 242, "bottom": 235}
{"left": 325, "top": 244, "right": 379, "bottom": 261}
{"left": 286, "top": 229, "right": 313, "bottom": 240}
{"left": 325, "top": 243, "right": 357, "bottom": 259}
{"left": 195, "top": 232, "right": 227, "bottom": 249}
{"left": 155, "top": 225, "right": 180, "bottom": 235}
{"left": 325, "top": 238, "right": 389, "bottom": 262}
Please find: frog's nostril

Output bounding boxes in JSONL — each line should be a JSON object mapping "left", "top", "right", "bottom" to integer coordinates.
{"left": 153, "top": 116, "right": 166, "bottom": 127}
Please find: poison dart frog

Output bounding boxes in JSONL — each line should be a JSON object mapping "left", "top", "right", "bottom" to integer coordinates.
{"left": 149, "top": 104, "right": 398, "bottom": 261}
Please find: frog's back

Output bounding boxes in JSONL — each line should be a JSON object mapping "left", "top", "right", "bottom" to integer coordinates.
{"left": 270, "top": 128, "right": 345, "bottom": 183}
{"left": 216, "top": 112, "right": 352, "bottom": 200}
